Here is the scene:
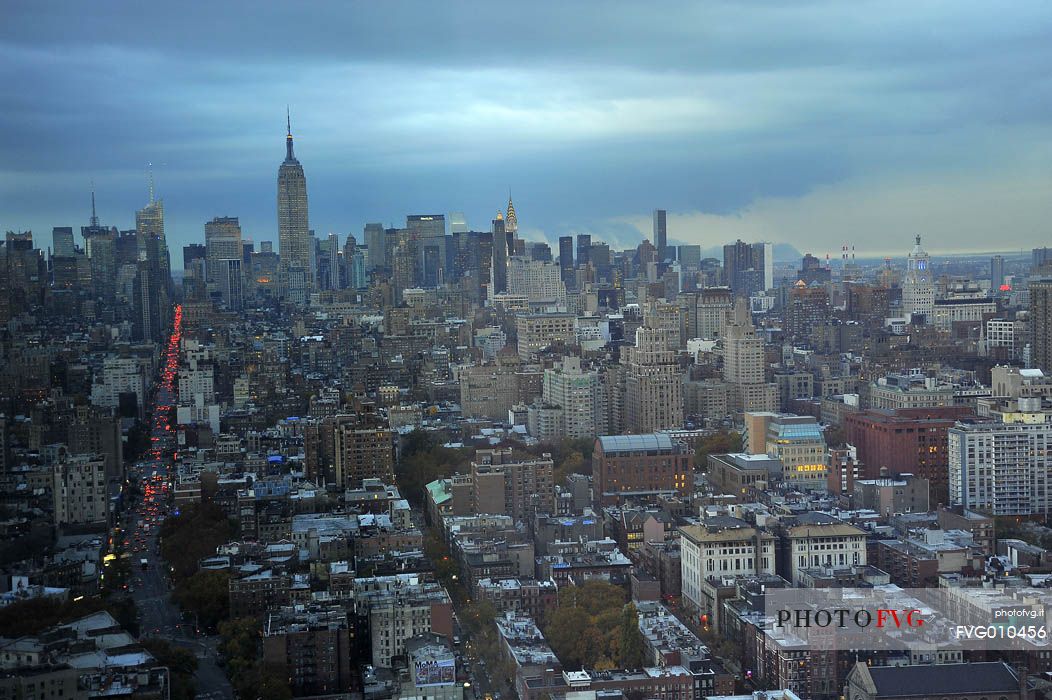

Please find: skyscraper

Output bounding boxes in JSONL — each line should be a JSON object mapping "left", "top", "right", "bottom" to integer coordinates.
{"left": 408, "top": 215, "right": 446, "bottom": 287}
{"left": 327, "top": 233, "right": 341, "bottom": 290}
{"left": 364, "top": 223, "right": 385, "bottom": 271}
{"left": 576, "top": 234, "right": 592, "bottom": 268}
{"left": 133, "top": 231, "right": 169, "bottom": 342}
{"left": 215, "top": 258, "right": 244, "bottom": 311}
{"left": 558, "top": 236, "right": 574, "bottom": 287}
{"left": 723, "top": 298, "right": 777, "bottom": 413}
{"left": 722, "top": 239, "right": 771, "bottom": 297}
{"left": 902, "top": 235, "right": 934, "bottom": 319}
{"left": 52, "top": 227, "right": 75, "bottom": 258}
{"left": 491, "top": 217, "right": 508, "bottom": 296}
{"left": 505, "top": 194, "right": 518, "bottom": 234}
{"left": 81, "top": 192, "right": 116, "bottom": 302}
{"left": 449, "top": 212, "right": 469, "bottom": 234}
{"left": 1031, "top": 280, "right": 1052, "bottom": 373}
{"left": 277, "top": 111, "right": 311, "bottom": 300}
{"left": 990, "top": 255, "right": 1005, "bottom": 291}
{"left": 135, "top": 195, "right": 170, "bottom": 293}
{"left": 623, "top": 326, "right": 684, "bottom": 434}
{"left": 205, "top": 217, "right": 242, "bottom": 287}
{"left": 653, "top": 209, "right": 667, "bottom": 262}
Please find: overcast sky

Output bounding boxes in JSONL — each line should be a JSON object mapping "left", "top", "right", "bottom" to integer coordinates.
{"left": 2, "top": 1, "right": 1050, "bottom": 258}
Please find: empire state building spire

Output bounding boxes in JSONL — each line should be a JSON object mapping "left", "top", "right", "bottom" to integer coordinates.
{"left": 278, "top": 108, "right": 310, "bottom": 301}
{"left": 285, "top": 106, "right": 297, "bottom": 162}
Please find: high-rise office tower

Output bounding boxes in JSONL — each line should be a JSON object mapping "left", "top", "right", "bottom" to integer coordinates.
{"left": 205, "top": 216, "right": 242, "bottom": 286}
{"left": 677, "top": 245, "right": 701, "bottom": 271}
{"left": 133, "top": 232, "right": 168, "bottom": 342}
{"left": 491, "top": 217, "right": 508, "bottom": 296}
{"left": 722, "top": 239, "right": 771, "bottom": 297}
{"left": 990, "top": 255, "right": 1005, "bottom": 291}
{"left": 214, "top": 258, "right": 244, "bottom": 311}
{"left": 505, "top": 194, "right": 518, "bottom": 234}
{"left": 653, "top": 209, "right": 667, "bottom": 262}
{"left": 81, "top": 192, "right": 116, "bottom": 302}
{"left": 52, "top": 227, "right": 75, "bottom": 258}
{"left": 364, "top": 223, "right": 385, "bottom": 271}
{"left": 277, "top": 111, "right": 311, "bottom": 299}
{"left": 1034, "top": 247, "right": 1052, "bottom": 274}
{"left": 183, "top": 244, "right": 206, "bottom": 273}
{"left": 348, "top": 248, "right": 366, "bottom": 289}
{"left": 135, "top": 194, "right": 170, "bottom": 293}
{"left": 558, "top": 236, "right": 574, "bottom": 286}
{"left": 408, "top": 215, "right": 446, "bottom": 287}
{"left": 723, "top": 239, "right": 749, "bottom": 292}
{"left": 576, "top": 234, "right": 592, "bottom": 268}
{"left": 449, "top": 212, "right": 469, "bottom": 234}
{"left": 326, "top": 233, "right": 341, "bottom": 290}
{"left": 754, "top": 241, "right": 773, "bottom": 291}
{"left": 1031, "top": 280, "right": 1052, "bottom": 373}
{"left": 902, "top": 235, "right": 934, "bottom": 319}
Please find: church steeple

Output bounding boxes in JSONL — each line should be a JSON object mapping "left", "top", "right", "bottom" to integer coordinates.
{"left": 285, "top": 106, "right": 296, "bottom": 162}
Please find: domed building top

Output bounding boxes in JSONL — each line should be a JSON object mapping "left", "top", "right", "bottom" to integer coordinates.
{"left": 911, "top": 234, "right": 926, "bottom": 257}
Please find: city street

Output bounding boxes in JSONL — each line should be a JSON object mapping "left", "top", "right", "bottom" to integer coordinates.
{"left": 126, "top": 306, "right": 234, "bottom": 700}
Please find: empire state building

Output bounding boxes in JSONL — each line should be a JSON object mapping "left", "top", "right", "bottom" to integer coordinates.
{"left": 277, "top": 112, "right": 311, "bottom": 300}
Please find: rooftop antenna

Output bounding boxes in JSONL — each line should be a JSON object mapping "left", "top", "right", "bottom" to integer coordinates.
{"left": 147, "top": 162, "right": 155, "bottom": 204}
{"left": 90, "top": 181, "right": 99, "bottom": 227}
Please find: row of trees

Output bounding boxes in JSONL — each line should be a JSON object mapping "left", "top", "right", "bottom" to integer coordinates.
{"left": 542, "top": 581, "right": 646, "bottom": 671}
{"left": 171, "top": 569, "right": 230, "bottom": 633}
{"left": 0, "top": 594, "right": 139, "bottom": 639}
{"left": 158, "top": 502, "right": 237, "bottom": 581}
{"left": 692, "top": 430, "right": 740, "bottom": 469}
{"left": 218, "top": 617, "right": 292, "bottom": 700}
{"left": 395, "top": 430, "right": 471, "bottom": 506}
{"left": 140, "top": 638, "right": 198, "bottom": 700}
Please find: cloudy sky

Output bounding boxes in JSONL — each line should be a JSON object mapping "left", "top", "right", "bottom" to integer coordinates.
{"left": 2, "top": 1, "right": 1051, "bottom": 258}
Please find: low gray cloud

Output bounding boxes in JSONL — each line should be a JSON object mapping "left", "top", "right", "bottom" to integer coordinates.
{"left": 1, "top": 1, "right": 1050, "bottom": 257}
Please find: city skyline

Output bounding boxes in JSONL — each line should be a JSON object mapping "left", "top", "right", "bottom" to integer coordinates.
{"left": 3, "top": 1, "right": 1051, "bottom": 256}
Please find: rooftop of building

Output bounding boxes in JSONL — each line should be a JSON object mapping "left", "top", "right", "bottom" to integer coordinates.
{"left": 860, "top": 661, "right": 1020, "bottom": 697}
{"left": 597, "top": 433, "right": 679, "bottom": 454}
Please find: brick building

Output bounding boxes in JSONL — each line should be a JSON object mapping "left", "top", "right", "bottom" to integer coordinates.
{"left": 843, "top": 406, "right": 973, "bottom": 506}
{"left": 593, "top": 434, "right": 692, "bottom": 506}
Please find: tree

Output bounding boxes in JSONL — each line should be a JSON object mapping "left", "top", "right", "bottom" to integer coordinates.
{"left": 693, "top": 430, "right": 741, "bottom": 468}
{"left": 823, "top": 425, "right": 847, "bottom": 448}
{"left": 0, "top": 595, "right": 139, "bottom": 639}
{"left": 218, "top": 616, "right": 260, "bottom": 664}
{"left": 462, "top": 600, "right": 497, "bottom": 635}
{"left": 172, "top": 570, "right": 230, "bottom": 632}
{"left": 542, "top": 581, "right": 630, "bottom": 670}
{"left": 395, "top": 430, "right": 470, "bottom": 506}
{"left": 141, "top": 638, "right": 198, "bottom": 700}
{"left": 159, "top": 502, "right": 237, "bottom": 581}
{"left": 617, "top": 603, "right": 646, "bottom": 668}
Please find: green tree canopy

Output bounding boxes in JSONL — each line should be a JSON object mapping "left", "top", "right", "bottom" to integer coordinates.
{"left": 542, "top": 581, "right": 640, "bottom": 670}
{"left": 172, "top": 570, "right": 230, "bottom": 633}
{"left": 693, "top": 430, "right": 741, "bottom": 468}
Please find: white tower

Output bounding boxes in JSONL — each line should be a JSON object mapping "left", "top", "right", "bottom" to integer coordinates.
{"left": 902, "top": 235, "right": 934, "bottom": 320}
